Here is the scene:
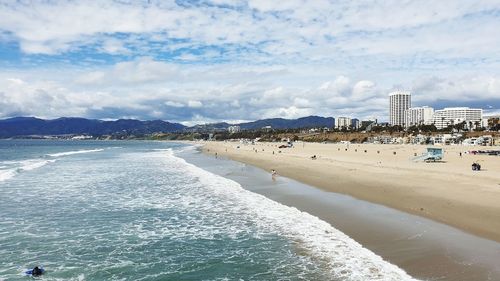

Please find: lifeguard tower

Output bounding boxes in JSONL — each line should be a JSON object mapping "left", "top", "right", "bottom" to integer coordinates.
{"left": 412, "top": 147, "right": 444, "bottom": 162}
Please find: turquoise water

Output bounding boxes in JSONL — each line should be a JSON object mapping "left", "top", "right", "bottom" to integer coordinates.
{"left": 0, "top": 140, "right": 416, "bottom": 280}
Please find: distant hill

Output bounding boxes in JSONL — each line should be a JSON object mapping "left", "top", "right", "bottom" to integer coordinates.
{"left": 183, "top": 116, "right": 335, "bottom": 132}
{"left": 238, "top": 116, "right": 335, "bottom": 130}
{"left": 185, "top": 122, "right": 231, "bottom": 132}
{"left": 0, "top": 115, "right": 335, "bottom": 138}
{"left": 0, "top": 117, "right": 186, "bottom": 138}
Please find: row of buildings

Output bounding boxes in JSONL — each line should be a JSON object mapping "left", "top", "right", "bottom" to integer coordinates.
{"left": 366, "top": 134, "right": 498, "bottom": 146}
{"left": 223, "top": 91, "right": 492, "bottom": 133}
{"left": 389, "top": 91, "right": 484, "bottom": 129}
{"left": 334, "top": 117, "right": 360, "bottom": 129}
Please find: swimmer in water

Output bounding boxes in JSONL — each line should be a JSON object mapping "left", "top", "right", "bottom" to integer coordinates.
{"left": 31, "top": 266, "right": 43, "bottom": 277}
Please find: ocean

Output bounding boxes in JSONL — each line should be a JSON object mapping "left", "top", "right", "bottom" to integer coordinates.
{"left": 0, "top": 140, "right": 416, "bottom": 281}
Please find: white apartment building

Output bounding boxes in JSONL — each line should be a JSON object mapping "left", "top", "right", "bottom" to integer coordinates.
{"left": 404, "top": 106, "right": 434, "bottom": 127}
{"left": 432, "top": 107, "right": 483, "bottom": 129}
{"left": 227, "top": 125, "right": 241, "bottom": 133}
{"left": 389, "top": 91, "right": 411, "bottom": 126}
{"left": 335, "top": 117, "right": 351, "bottom": 129}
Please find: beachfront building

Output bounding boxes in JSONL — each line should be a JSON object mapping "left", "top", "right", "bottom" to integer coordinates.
{"left": 462, "top": 135, "right": 494, "bottom": 146}
{"left": 432, "top": 107, "right": 483, "bottom": 129}
{"left": 389, "top": 91, "right": 411, "bottom": 127}
{"left": 335, "top": 117, "right": 351, "bottom": 129}
{"left": 227, "top": 125, "right": 241, "bottom": 134}
{"left": 432, "top": 134, "right": 456, "bottom": 145}
{"left": 404, "top": 106, "right": 434, "bottom": 127}
{"left": 410, "top": 134, "right": 430, "bottom": 145}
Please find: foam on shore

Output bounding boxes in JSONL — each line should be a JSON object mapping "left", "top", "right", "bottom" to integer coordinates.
{"left": 166, "top": 148, "right": 418, "bottom": 281}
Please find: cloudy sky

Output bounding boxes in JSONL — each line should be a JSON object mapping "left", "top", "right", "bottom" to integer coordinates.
{"left": 0, "top": 0, "right": 499, "bottom": 124}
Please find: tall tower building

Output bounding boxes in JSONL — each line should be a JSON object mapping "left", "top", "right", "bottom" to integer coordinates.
{"left": 389, "top": 91, "right": 411, "bottom": 126}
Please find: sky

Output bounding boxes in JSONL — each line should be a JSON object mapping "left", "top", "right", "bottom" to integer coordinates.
{"left": 0, "top": 0, "right": 499, "bottom": 125}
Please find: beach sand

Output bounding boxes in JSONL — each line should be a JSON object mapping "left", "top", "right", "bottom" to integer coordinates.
{"left": 201, "top": 141, "right": 500, "bottom": 243}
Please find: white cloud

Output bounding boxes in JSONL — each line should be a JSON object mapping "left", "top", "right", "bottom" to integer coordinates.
{"left": 412, "top": 75, "right": 500, "bottom": 103}
{"left": 164, "top": 101, "right": 184, "bottom": 108}
{"left": 75, "top": 57, "right": 180, "bottom": 85}
{"left": 101, "top": 38, "right": 129, "bottom": 54}
{"left": 0, "top": 1, "right": 499, "bottom": 123}
{"left": 1, "top": 68, "right": 499, "bottom": 123}
{"left": 187, "top": 100, "right": 203, "bottom": 108}
{"left": 263, "top": 106, "right": 313, "bottom": 119}
{"left": 352, "top": 80, "right": 376, "bottom": 100}
{"left": 0, "top": 0, "right": 497, "bottom": 64}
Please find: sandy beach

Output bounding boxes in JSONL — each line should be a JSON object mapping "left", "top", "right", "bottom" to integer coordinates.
{"left": 201, "top": 141, "right": 500, "bottom": 243}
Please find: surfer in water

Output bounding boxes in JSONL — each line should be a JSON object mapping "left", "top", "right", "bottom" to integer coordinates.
{"left": 31, "top": 266, "right": 43, "bottom": 276}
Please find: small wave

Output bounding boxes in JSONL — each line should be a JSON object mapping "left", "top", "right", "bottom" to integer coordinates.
{"left": 19, "top": 159, "right": 56, "bottom": 171}
{"left": 48, "top": 149, "right": 104, "bottom": 157}
{"left": 0, "top": 169, "right": 17, "bottom": 182}
{"left": 0, "top": 159, "right": 56, "bottom": 182}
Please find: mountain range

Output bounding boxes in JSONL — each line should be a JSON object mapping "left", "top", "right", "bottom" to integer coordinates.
{"left": 0, "top": 117, "right": 186, "bottom": 138}
{"left": 0, "top": 116, "right": 335, "bottom": 138}
{"left": 186, "top": 116, "right": 335, "bottom": 132}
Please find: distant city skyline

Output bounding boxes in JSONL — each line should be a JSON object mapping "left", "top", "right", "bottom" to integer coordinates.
{"left": 0, "top": 1, "right": 499, "bottom": 125}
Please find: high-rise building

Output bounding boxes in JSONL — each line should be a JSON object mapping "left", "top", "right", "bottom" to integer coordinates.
{"left": 432, "top": 107, "right": 483, "bottom": 129}
{"left": 404, "top": 106, "right": 434, "bottom": 127}
{"left": 389, "top": 91, "right": 411, "bottom": 126}
{"left": 335, "top": 117, "right": 351, "bottom": 129}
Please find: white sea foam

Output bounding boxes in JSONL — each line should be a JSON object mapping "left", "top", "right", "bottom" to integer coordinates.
{"left": 19, "top": 159, "right": 56, "bottom": 171}
{"left": 0, "top": 159, "right": 56, "bottom": 182}
{"left": 166, "top": 148, "right": 419, "bottom": 281}
{"left": 0, "top": 148, "right": 103, "bottom": 183}
{"left": 0, "top": 169, "right": 17, "bottom": 182}
{"left": 47, "top": 149, "right": 104, "bottom": 157}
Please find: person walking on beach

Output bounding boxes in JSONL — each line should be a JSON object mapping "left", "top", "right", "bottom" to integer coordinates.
{"left": 271, "top": 169, "right": 277, "bottom": 179}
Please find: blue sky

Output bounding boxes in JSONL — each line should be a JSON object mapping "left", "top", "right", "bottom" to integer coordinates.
{"left": 0, "top": 0, "right": 499, "bottom": 124}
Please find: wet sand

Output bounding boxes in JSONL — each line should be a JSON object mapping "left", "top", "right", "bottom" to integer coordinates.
{"left": 179, "top": 145, "right": 500, "bottom": 281}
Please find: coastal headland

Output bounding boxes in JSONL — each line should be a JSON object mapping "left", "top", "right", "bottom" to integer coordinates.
{"left": 201, "top": 141, "right": 500, "bottom": 243}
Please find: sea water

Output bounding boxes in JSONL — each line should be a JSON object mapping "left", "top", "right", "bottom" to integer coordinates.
{"left": 0, "top": 140, "right": 417, "bottom": 280}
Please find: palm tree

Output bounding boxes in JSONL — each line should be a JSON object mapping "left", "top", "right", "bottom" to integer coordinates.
{"left": 474, "top": 121, "right": 480, "bottom": 130}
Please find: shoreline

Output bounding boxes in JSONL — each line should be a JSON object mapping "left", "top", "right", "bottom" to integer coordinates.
{"left": 198, "top": 141, "right": 500, "bottom": 243}
{"left": 179, "top": 143, "right": 500, "bottom": 281}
